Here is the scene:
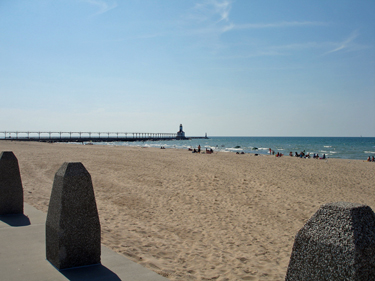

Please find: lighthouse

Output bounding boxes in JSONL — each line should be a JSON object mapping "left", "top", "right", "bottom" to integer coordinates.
{"left": 177, "top": 124, "right": 185, "bottom": 139}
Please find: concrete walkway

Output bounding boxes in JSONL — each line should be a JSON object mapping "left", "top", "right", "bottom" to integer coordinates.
{"left": 0, "top": 203, "right": 169, "bottom": 281}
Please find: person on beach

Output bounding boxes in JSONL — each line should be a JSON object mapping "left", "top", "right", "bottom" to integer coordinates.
{"left": 367, "top": 156, "right": 371, "bottom": 162}
{"left": 198, "top": 145, "right": 201, "bottom": 153}
{"left": 372, "top": 156, "right": 375, "bottom": 162}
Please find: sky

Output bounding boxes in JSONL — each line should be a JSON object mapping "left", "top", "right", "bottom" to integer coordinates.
{"left": 0, "top": 0, "right": 374, "bottom": 137}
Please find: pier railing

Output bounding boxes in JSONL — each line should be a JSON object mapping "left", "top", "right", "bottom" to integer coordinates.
{"left": 0, "top": 131, "right": 179, "bottom": 142}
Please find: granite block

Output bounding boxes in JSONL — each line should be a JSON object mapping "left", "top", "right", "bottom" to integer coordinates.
{"left": 0, "top": 151, "right": 23, "bottom": 215}
{"left": 285, "top": 202, "right": 375, "bottom": 280}
{"left": 46, "top": 162, "right": 101, "bottom": 270}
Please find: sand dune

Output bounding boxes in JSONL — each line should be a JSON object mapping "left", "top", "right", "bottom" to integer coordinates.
{"left": 1, "top": 141, "right": 374, "bottom": 280}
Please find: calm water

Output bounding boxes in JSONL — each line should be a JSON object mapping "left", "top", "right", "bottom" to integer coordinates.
{"left": 94, "top": 137, "right": 375, "bottom": 160}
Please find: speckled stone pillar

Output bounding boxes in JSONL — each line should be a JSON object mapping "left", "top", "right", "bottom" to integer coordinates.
{"left": 46, "top": 162, "right": 101, "bottom": 270}
{"left": 0, "top": 151, "right": 23, "bottom": 215}
{"left": 285, "top": 202, "right": 375, "bottom": 280}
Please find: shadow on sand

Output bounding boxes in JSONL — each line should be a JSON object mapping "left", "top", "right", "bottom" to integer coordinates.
{"left": 60, "top": 264, "right": 122, "bottom": 281}
{"left": 0, "top": 214, "right": 31, "bottom": 226}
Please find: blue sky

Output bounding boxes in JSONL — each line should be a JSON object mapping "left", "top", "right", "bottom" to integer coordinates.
{"left": 1, "top": 0, "right": 374, "bottom": 137}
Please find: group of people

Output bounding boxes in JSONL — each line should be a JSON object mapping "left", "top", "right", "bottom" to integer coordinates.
{"left": 292, "top": 151, "right": 326, "bottom": 159}
{"left": 188, "top": 145, "right": 202, "bottom": 154}
{"left": 268, "top": 149, "right": 286, "bottom": 157}
{"left": 367, "top": 156, "right": 375, "bottom": 162}
{"left": 268, "top": 149, "right": 283, "bottom": 157}
{"left": 268, "top": 148, "right": 285, "bottom": 157}
{"left": 269, "top": 148, "right": 326, "bottom": 159}
{"left": 188, "top": 145, "right": 215, "bottom": 154}
{"left": 206, "top": 148, "right": 214, "bottom": 154}
{"left": 188, "top": 145, "right": 200, "bottom": 153}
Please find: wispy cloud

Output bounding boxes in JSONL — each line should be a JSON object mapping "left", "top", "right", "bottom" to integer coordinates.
{"left": 189, "top": 1, "right": 326, "bottom": 35}
{"left": 82, "top": 0, "right": 117, "bottom": 16}
{"left": 323, "top": 30, "right": 360, "bottom": 55}
{"left": 241, "top": 34, "right": 370, "bottom": 59}
{"left": 183, "top": 1, "right": 332, "bottom": 55}
{"left": 267, "top": 42, "right": 328, "bottom": 53}
{"left": 225, "top": 21, "right": 326, "bottom": 32}
{"left": 213, "top": 0, "right": 232, "bottom": 22}
{"left": 193, "top": 0, "right": 233, "bottom": 23}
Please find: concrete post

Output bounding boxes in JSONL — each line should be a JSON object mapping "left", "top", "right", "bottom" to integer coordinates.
{"left": 46, "top": 162, "right": 101, "bottom": 270}
{"left": 0, "top": 151, "right": 23, "bottom": 215}
{"left": 285, "top": 202, "right": 375, "bottom": 280}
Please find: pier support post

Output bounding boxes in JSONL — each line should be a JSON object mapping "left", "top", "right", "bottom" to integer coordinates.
{"left": 285, "top": 202, "right": 375, "bottom": 280}
{"left": 46, "top": 162, "right": 101, "bottom": 270}
{"left": 0, "top": 151, "right": 23, "bottom": 215}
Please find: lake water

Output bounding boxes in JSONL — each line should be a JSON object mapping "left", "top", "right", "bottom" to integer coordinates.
{"left": 93, "top": 137, "right": 375, "bottom": 160}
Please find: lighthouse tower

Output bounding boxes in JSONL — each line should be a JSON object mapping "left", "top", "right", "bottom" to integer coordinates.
{"left": 177, "top": 124, "right": 185, "bottom": 139}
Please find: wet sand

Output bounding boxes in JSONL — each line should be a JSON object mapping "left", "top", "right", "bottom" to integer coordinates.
{"left": 1, "top": 141, "right": 374, "bottom": 280}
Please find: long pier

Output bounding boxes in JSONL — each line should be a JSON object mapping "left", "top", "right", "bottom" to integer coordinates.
{"left": 0, "top": 131, "right": 207, "bottom": 143}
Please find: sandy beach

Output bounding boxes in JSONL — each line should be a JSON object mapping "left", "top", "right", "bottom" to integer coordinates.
{"left": 1, "top": 141, "right": 374, "bottom": 280}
